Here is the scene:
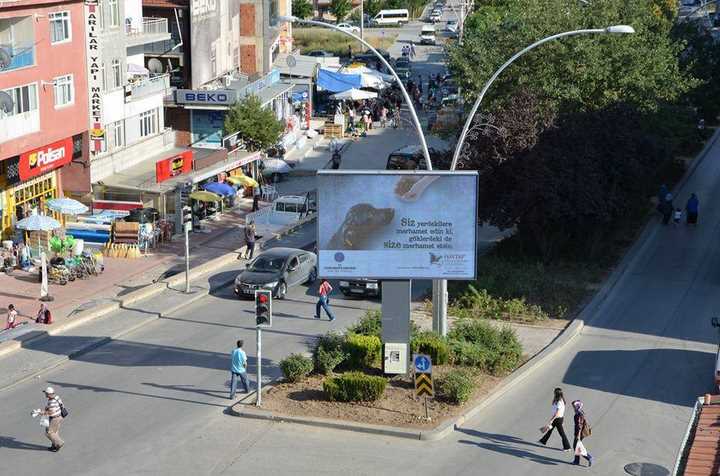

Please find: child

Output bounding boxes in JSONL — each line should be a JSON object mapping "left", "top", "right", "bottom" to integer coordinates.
{"left": 6, "top": 304, "right": 17, "bottom": 330}
{"left": 673, "top": 208, "right": 682, "bottom": 225}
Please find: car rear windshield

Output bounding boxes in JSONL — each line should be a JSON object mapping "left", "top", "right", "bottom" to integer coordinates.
{"left": 249, "top": 256, "right": 286, "bottom": 272}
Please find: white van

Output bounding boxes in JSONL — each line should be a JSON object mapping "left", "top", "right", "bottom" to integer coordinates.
{"left": 371, "top": 9, "right": 410, "bottom": 26}
{"left": 420, "top": 25, "right": 436, "bottom": 45}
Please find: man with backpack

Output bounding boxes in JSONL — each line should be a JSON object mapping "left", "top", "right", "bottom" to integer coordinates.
{"left": 33, "top": 387, "right": 66, "bottom": 452}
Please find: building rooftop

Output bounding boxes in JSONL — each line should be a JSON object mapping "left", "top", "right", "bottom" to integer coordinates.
{"left": 680, "top": 396, "right": 720, "bottom": 475}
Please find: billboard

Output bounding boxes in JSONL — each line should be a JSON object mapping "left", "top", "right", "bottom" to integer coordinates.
{"left": 190, "top": 0, "right": 240, "bottom": 88}
{"left": 317, "top": 171, "right": 478, "bottom": 280}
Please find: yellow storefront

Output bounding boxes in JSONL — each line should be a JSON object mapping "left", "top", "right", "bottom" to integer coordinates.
{"left": 1, "top": 172, "right": 60, "bottom": 239}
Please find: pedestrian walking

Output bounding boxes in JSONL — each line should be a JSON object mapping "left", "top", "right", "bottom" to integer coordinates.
{"left": 252, "top": 184, "right": 261, "bottom": 212}
{"left": 36, "top": 303, "right": 52, "bottom": 324}
{"left": 5, "top": 303, "right": 18, "bottom": 330}
{"left": 661, "top": 193, "right": 674, "bottom": 225}
{"left": 314, "top": 279, "right": 335, "bottom": 321}
{"left": 243, "top": 222, "right": 256, "bottom": 260}
{"left": 410, "top": 43, "right": 416, "bottom": 58}
{"left": 539, "top": 387, "right": 572, "bottom": 451}
{"left": 686, "top": 192, "right": 699, "bottom": 225}
{"left": 571, "top": 400, "right": 594, "bottom": 467}
{"left": 380, "top": 105, "right": 388, "bottom": 128}
{"left": 36, "top": 387, "right": 65, "bottom": 451}
{"left": 229, "top": 340, "right": 250, "bottom": 399}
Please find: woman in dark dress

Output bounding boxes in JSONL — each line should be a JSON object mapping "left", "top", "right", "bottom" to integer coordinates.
{"left": 571, "top": 400, "right": 594, "bottom": 467}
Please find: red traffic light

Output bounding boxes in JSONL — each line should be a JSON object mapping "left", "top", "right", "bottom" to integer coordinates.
{"left": 258, "top": 294, "right": 268, "bottom": 304}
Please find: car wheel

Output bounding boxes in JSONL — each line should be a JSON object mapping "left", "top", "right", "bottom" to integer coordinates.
{"left": 275, "top": 281, "right": 287, "bottom": 299}
{"left": 306, "top": 267, "right": 317, "bottom": 284}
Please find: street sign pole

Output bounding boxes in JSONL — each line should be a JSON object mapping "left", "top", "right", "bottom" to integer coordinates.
{"left": 256, "top": 327, "right": 262, "bottom": 406}
{"left": 184, "top": 225, "right": 190, "bottom": 294}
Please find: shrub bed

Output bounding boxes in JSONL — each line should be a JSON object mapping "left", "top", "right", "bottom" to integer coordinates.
{"left": 313, "top": 332, "right": 347, "bottom": 375}
{"left": 448, "top": 320, "right": 523, "bottom": 376}
{"left": 323, "top": 372, "right": 387, "bottom": 402}
{"left": 280, "top": 354, "right": 313, "bottom": 383}
{"left": 436, "top": 368, "right": 476, "bottom": 404}
{"left": 410, "top": 331, "right": 449, "bottom": 365}
{"left": 343, "top": 333, "right": 382, "bottom": 369}
{"left": 348, "top": 310, "right": 382, "bottom": 337}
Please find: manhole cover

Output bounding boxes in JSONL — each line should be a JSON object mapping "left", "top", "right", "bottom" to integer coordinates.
{"left": 624, "top": 463, "right": 670, "bottom": 476}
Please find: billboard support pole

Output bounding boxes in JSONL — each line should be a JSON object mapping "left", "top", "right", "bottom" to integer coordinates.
{"left": 382, "top": 280, "right": 412, "bottom": 374}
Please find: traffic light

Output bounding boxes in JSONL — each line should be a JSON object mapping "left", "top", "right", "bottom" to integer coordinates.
{"left": 182, "top": 206, "right": 192, "bottom": 232}
{"left": 255, "top": 289, "right": 272, "bottom": 328}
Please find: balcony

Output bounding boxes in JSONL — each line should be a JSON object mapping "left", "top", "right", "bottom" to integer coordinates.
{"left": 125, "top": 18, "right": 171, "bottom": 48}
{"left": 143, "top": 38, "right": 183, "bottom": 56}
{"left": 126, "top": 73, "right": 170, "bottom": 101}
{"left": 0, "top": 109, "right": 40, "bottom": 144}
{"left": 0, "top": 43, "right": 35, "bottom": 73}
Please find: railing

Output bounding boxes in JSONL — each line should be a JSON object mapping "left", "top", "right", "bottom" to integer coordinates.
{"left": 128, "top": 73, "right": 170, "bottom": 99}
{"left": 0, "top": 109, "right": 40, "bottom": 144}
{"left": 143, "top": 38, "right": 182, "bottom": 54}
{"left": 125, "top": 17, "right": 168, "bottom": 36}
{"left": 0, "top": 43, "right": 35, "bottom": 72}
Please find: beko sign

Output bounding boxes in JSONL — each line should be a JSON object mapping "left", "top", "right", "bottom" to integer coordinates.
{"left": 176, "top": 89, "right": 237, "bottom": 106}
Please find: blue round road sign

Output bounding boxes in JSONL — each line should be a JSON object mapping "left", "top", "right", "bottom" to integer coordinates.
{"left": 414, "top": 355, "right": 431, "bottom": 373}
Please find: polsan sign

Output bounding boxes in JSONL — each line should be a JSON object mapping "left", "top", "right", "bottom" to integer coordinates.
{"left": 85, "top": 0, "right": 104, "bottom": 152}
{"left": 175, "top": 89, "right": 237, "bottom": 106}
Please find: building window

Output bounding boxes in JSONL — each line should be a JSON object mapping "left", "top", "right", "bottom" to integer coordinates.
{"left": 111, "top": 59, "right": 121, "bottom": 89}
{"left": 108, "top": 0, "right": 119, "bottom": 27}
{"left": 111, "top": 120, "right": 124, "bottom": 149}
{"left": 0, "top": 83, "right": 38, "bottom": 117}
{"left": 49, "top": 11, "right": 71, "bottom": 44}
{"left": 97, "top": 1, "right": 105, "bottom": 30}
{"left": 100, "top": 62, "right": 106, "bottom": 91}
{"left": 53, "top": 74, "right": 74, "bottom": 107}
{"left": 139, "top": 109, "right": 158, "bottom": 137}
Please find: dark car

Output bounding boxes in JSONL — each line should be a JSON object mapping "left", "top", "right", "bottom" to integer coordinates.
{"left": 339, "top": 278, "right": 381, "bottom": 298}
{"left": 394, "top": 57, "right": 411, "bottom": 80}
{"left": 234, "top": 247, "right": 317, "bottom": 299}
{"left": 306, "top": 50, "right": 334, "bottom": 57}
{"left": 386, "top": 145, "right": 430, "bottom": 170}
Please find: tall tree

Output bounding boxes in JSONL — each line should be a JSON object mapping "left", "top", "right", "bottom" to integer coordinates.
{"left": 292, "top": 0, "right": 314, "bottom": 19}
{"left": 330, "top": 0, "right": 352, "bottom": 22}
{"left": 224, "top": 96, "right": 285, "bottom": 152}
{"left": 448, "top": 0, "right": 694, "bottom": 113}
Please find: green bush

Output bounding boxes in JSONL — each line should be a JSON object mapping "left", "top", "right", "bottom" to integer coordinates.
{"left": 436, "top": 368, "right": 476, "bottom": 404}
{"left": 448, "top": 320, "right": 523, "bottom": 376}
{"left": 451, "top": 284, "right": 549, "bottom": 322}
{"left": 448, "top": 339, "right": 490, "bottom": 368}
{"left": 410, "top": 331, "right": 449, "bottom": 365}
{"left": 279, "top": 354, "right": 313, "bottom": 383}
{"left": 343, "top": 333, "right": 382, "bottom": 369}
{"left": 323, "top": 372, "right": 387, "bottom": 402}
{"left": 313, "top": 332, "right": 347, "bottom": 375}
{"left": 348, "top": 310, "right": 382, "bottom": 337}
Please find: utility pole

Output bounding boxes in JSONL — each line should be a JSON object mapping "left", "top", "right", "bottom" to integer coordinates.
{"left": 360, "top": 0, "right": 364, "bottom": 41}
{"left": 182, "top": 206, "right": 192, "bottom": 293}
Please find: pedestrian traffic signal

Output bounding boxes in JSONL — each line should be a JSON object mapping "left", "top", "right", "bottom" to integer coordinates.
{"left": 255, "top": 289, "right": 272, "bottom": 328}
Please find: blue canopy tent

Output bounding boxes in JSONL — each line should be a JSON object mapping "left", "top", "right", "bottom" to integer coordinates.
{"left": 203, "top": 182, "right": 236, "bottom": 197}
{"left": 316, "top": 68, "right": 362, "bottom": 93}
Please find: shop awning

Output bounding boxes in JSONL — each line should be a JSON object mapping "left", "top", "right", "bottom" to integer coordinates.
{"left": 317, "top": 68, "right": 362, "bottom": 93}
{"left": 274, "top": 53, "right": 341, "bottom": 78}
{"left": 257, "top": 82, "right": 294, "bottom": 106}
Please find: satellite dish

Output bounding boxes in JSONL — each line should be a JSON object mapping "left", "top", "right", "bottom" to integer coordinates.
{"left": 0, "top": 91, "right": 14, "bottom": 113}
{"left": 147, "top": 58, "right": 164, "bottom": 74}
{"left": 286, "top": 55, "right": 297, "bottom": 68}
{"left": 0, "top": 47, "right": 11, "bottom": 70}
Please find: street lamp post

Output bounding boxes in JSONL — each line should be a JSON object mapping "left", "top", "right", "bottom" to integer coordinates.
{"left": 278, "top": 15, "right": 433, "bottom": 168}
{"left": 433, "top": 25, "right": 636, "bottom": 336}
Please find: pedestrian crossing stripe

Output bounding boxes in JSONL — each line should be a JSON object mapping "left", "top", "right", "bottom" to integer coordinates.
{"left": 415, "top": 373, "right": 434, "bottom": 397}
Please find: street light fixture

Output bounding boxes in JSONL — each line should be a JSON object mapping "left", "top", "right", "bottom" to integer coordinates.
{"left": 278, "top": 15, "right": 433, "bottom": 169}
{"left": 433, "top": 25, "right": 636, "bottom": 336}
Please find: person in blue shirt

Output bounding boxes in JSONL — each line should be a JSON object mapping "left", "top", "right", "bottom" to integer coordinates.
{"left": 686, "top": 193, "right": 700, "bottom": 225}
{"left": 229, "top": 340, "right": 250, "bottom": 399}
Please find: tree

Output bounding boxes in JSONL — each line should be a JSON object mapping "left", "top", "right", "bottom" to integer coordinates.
{"left": 448, "top": 0, "right": 694, "bottom": 114}
{"left": 364, "top": 0, "right": 382, "bottom": 19}
{"left": 223, "top": 95, "right": 285, "bottom": 152}
{"left": 292, "top": 0, "right": 313, "bottom": 19}
{"left": 330, "top": 0, "right": 352, "bottom": 22}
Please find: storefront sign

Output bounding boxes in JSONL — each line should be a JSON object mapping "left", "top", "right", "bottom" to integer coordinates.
{"left": 156, "top": 150, "right": 194, "bottom": 183}
{"left": 176, "top": 89, "right": 236, "bottom": 106}
{"left": 19, "top": 138, "right": 73, "bottom": 181}
{"left": 85, "top": 0, "right": 105, "bottom": 152}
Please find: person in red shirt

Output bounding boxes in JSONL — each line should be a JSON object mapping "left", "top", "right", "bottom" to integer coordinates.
{"left": 315, "top": 279, "right": 335, "bottom": 321}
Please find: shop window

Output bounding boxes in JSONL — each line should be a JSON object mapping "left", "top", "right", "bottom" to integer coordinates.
{"left": 139, "top": 109, "right": 158, "bottom": 137}
{"left": 53, "top": 74, "right": 74, "bottom": 107}
{"left": 1, "top": 83, "right": 38, "bottom": 118}
{"left": 108, "top": 0, "right": 119, "bottom": 27}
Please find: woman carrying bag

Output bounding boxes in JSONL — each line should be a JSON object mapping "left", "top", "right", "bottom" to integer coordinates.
{"left": 572, "top": 400, "right": 594, "bottom": 467}
{"left": 539, "top": 387, "right": 572, "bottom": 451}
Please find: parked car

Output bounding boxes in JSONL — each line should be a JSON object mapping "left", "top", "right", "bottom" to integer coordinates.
{"left": 386, "top": 145, "right": 430, "bottom": 170}
{"left": 234, "top": 247, "right": 317, "bottom": 299}
{"left": 339, "top": 278, "right": 381, "bottom": 298}
{"left": 420, "top": 25, "right": 437, "bottom": 45}
{"left": 337, "top": 22, "right": 360, "bottom": 34}
{"left": 446, "top": 20, "right": 458, "bottom": 32}
{"left": 306, "top": 50, "right": 334, "bottom": 57}
{"left": 245, "top": 194, "right": 313, "bottom": 238}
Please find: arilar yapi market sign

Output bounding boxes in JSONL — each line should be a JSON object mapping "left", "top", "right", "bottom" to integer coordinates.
{"left": 156, "top": 151, "right": 193, "bottom": 183}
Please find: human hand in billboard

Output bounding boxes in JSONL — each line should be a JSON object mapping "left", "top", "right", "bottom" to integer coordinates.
{"left": 327, "top": 203, "right": 395, "bottom": 250}
{"left": 394, "top": 176, "right": 440, "bottom": 202}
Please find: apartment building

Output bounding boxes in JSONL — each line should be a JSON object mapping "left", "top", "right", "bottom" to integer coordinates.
{"left": 0, "top": 0, "right": 90, "bottom": 236}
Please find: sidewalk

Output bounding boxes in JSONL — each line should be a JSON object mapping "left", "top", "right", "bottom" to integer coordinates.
{"left": 0, "top": 197, "right": 260, "bottom": 345}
